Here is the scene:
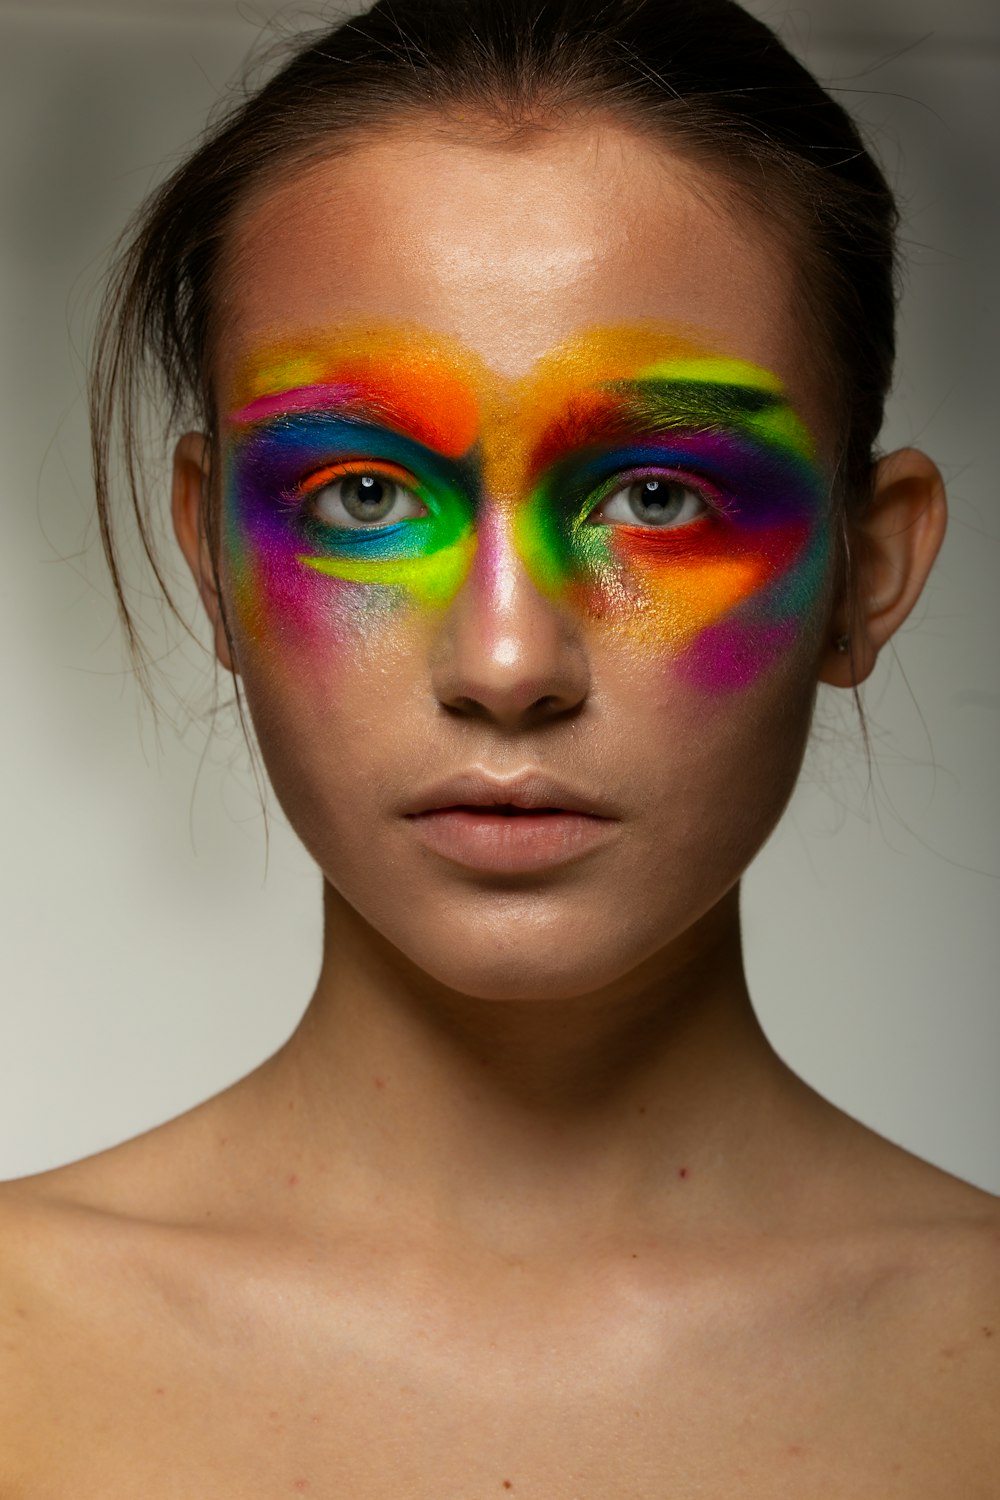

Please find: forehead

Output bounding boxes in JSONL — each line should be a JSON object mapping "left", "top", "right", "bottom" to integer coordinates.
{"left": 215, "top": 117, "right": 822, "bottom": 436}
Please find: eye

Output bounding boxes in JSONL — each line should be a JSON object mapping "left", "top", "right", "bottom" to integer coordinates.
{"left": 589, "top": 477, "right": 710, "bottom": 529}
{"left": 300, "top": 463, "right": 428, "bottom": 530}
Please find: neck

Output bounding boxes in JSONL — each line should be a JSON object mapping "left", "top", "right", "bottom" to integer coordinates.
{"left": 247, "top": 881, "right": 821, "bottom": 1252}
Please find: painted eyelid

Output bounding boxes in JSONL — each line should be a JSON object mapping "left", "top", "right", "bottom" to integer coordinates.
{"left": 293, "top": 458, "right": 424, "bottom": 501}
{"left": 243, "top": 411, "right": 468, "bottom": 505}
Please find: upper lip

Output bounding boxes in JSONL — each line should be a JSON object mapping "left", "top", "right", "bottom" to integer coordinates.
{"left": 403, "top": 770, "right": 618, "bottom": 819}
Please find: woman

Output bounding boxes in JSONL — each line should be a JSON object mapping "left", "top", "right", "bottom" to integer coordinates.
{"left": 1, "top": 0, "right": 996, "bottom": 1491}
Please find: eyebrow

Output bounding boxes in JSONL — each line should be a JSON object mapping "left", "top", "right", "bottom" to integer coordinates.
{"left": 591, "top": 377, "right": 806, "bottom": 448}
{"left": 613, "top": 377, "right": 785, "bottom": 423}
{"left": 228, "top": 366, "right": 481, "bottom": 461}
{"left": 229, "top": 382, "right": 364, "bottom": 426}
{"left": 228, "top": 381, "right": 450, "bottom": 454}
{"left": 227, "top": 361, "right": 816, "bottom": 495}
{"left": 529, "top": 375, "right": 815, "bottom": 478}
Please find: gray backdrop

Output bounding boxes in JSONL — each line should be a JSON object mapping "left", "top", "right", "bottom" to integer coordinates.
{"left": 1, "top": 0, "right": 997, "bottom": 1190}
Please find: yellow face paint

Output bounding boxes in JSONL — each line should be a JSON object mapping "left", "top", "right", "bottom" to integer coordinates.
{"left": 223, "top": 320, "right": 830, "bottom": 691}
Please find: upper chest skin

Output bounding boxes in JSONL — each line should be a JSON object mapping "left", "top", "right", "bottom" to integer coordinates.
{"left": 4, "top": 1211, "right": 998, "bottom": 1500}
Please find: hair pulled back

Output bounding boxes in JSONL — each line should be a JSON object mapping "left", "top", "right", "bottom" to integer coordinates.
{"left": 90, "top": 0, "right": 899, "bottom": 677}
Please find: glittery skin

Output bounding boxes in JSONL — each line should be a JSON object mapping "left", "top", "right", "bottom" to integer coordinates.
{"left": 223, "top": 323, "right": 831, "bottom": 691}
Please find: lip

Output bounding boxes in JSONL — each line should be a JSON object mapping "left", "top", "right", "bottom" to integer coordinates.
{"left": 402, "top": 770, "right": 619, "bottom": 874}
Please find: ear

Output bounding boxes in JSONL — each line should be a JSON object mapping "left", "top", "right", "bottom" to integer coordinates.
{"left": 171, "top": 431, "right": 236, "bottom": 674}
{"left": 819, "top": 447, "right": 947, "bottom": 688}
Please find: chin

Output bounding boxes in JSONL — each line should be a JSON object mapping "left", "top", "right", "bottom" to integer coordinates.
{"left": 408, "top": 950, "right": 622, "bottom": 1004}
{"left": 354, "top": 883, "right": 698, "bottom": 1005}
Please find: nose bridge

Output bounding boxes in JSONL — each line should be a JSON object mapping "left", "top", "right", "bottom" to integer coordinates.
{"left": 430, "top": 498, "right": 588, "bottom": 725}
{"left": 470, "top": 501, "right": 529, "bottom": 665}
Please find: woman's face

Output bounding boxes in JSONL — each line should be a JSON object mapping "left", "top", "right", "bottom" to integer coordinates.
{"left": 206, "top": 118, "right": 838, "bottom": 999}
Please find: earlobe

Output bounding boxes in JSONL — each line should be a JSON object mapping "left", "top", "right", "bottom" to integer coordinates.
{"left": 819, "top": 447, "right": 947, "bottom": 688}
{"left": 171, "top": 431, "right": 237, "bottom": 674}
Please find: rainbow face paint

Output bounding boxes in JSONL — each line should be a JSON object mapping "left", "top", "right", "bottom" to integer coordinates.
{"left": 223, "top": 322, "right": 831, "bottom": 692}
{"left": 224, "top": 329, "right": 482, "bottom": 644}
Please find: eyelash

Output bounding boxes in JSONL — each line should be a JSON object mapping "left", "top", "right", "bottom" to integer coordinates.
{"left": 290, "top": 458, "right": 729, "bottom": 528}
{"left": 582, "top": 465, "right": 727, "bottom": 523}
{"left": 294, "top": 458, "right": 421, "bottom": 506}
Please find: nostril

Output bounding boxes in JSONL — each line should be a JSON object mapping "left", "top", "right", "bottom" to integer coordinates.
{"left": 441, "top": 696, "right": 486, "bottom": 720}
{"left": 430, "top": 591, "right": 591, "bottom": 727}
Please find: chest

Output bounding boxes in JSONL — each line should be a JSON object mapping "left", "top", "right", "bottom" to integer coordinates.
{"left": 10, "top": 1289, "right": 983, "bottom": 1499}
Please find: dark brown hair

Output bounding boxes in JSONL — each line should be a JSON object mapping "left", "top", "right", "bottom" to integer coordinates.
{"left": 90, "top": 0, "right": 899, "bottom": 688}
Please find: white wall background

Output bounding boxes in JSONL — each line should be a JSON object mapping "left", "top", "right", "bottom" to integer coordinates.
{"left": 0, "top": 0, "right": 997, "bottom": 1188}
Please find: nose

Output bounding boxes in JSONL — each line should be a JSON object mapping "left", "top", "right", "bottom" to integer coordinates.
{"left": 430, "top": 504, "right": 590, "bottom": 729}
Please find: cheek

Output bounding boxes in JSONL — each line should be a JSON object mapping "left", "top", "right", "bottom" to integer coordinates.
{"left": 674, "top": 519, "right": 831, "bottom": 692}
{"left": 224, "top": 483, "right": 451, "bottom": 678}
{"left": 610, "top": 619, "right": 820, "bottom": 883}
{"left": 224, "top": 556, "right": 431, "bottom": 850}
{"left": 226, "top": 522, "right": 402, "bottom": 673}
{"left": 223, "top": 443, "right": 369, "bottom": 666}
{"left": 565, "top": 513, "right": 832, "bottom": 695}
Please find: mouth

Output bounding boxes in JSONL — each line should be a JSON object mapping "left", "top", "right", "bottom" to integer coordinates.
{"left": 403, "top": 772, "right": 618, "bottom": 873}
{"left": 436, "top": 802, "right": 579, "bottom": 816}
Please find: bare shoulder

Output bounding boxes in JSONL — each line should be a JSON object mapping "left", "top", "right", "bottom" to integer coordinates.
{"left": 0, "top": 1054, "right": 270, "bottom": 1252}
{"left": 0, "top": 1090, "right": 242, "bottom": 1400}
{"left": 887, "top": 1160, "right": 1000, "bottom": 1335}
{"left": 817, "top": 1112, "right": 1000, "bottom": 1451}
{"left": 822, "top": 1104, "right": 1000, "bottom": 1286}
{"left": 0, "top": 1111, "right": 198, "bottom": 1321}
{"left": 882, "top": 1178, "right": 1000, "bottom": 1472}
{"left": 0, "top": 1094, "right": 246, "bottom": 1489}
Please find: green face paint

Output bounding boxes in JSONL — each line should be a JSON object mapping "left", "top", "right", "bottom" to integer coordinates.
{"left": 223, "top": 322, "right": 831, "bottom": 692}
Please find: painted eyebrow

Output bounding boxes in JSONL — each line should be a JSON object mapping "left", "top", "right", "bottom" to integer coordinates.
{"left": 528, "top": 376, "right": 814, "bottom": 478}
{"left": 227, "top": 371, "right": 481, "bottom": 461}
{"left": 229, "top": 382, "right": 364, "bottom": 426}
{"left": 228, "top": 382, "right": 442, "bottom": 442}
{"left": 608, "top": 377, "right": 789, "bottom": 429}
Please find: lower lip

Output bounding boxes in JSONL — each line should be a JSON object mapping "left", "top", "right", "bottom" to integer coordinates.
{"left": 406, "top": 808, "right": 617, "bottom": 873}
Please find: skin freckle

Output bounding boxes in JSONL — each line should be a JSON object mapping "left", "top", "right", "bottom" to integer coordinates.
{"left": 983, "top": 1327, "right": 994, "bottom": 1338}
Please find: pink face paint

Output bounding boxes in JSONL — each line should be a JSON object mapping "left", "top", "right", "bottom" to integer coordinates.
{"left": 508, "top": 330, "right": 829, "bottom": 693}
{"left": 223, "top": 329, "right": 483, "bottom": 651}
{"left": 222, "top": 322, "right": 831, "bottom": 692}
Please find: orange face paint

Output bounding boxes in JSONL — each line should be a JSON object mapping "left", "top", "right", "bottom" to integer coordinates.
{"left": 223, "top": 321, "right": 831, "bottom": 691}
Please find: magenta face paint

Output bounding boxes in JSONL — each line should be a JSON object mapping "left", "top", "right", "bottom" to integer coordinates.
{"left": 222, "top": 323, "right": 831, "bottom": 692}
